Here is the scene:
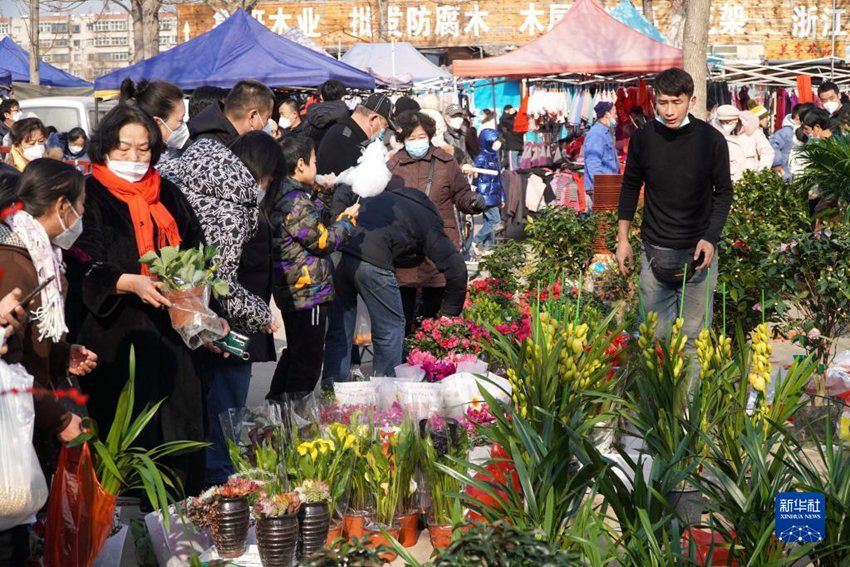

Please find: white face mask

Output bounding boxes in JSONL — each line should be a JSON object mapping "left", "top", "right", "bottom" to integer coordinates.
{"left": 11, "top": 111, "right": 22, "bottom": 122}
{"left": 69, "top": 144, "right": 84, "bottom": 155}
{"left": 263, "top": 119, "right": 275, "bottom": 134}
{"left": 449, "top": 117, "right": 464, "bottom": 130}
{"left": 279, "top": 116, "right": 292, "bottom": 129}
{"left": 108, "top": 159, "right": 150, "bottom": 183}
{"left": 824, "top": 100, "right": 841, "bottom": 114}
{"left": 492, "top": 140, "right": 502, "bottom": 151}
{"left": 22, "top": 144, "right": 45, "bottom": 161}
{"left": 162, "top": 120, "right": 190, "bottom": 150}
{"left": 721, "top": 122, "right": 736, "bottom": 135}
{"left": 53, "top": 201, "right": 83, "bottom": 250}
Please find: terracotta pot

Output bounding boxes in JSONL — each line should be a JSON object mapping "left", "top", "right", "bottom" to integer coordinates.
{"left": 395, "top": 511, "right": 420, "bottom": 547}
{"left": 298, "top": 501, "right": 330, "bottom": 558}
{"left": 428, "top": 523, "right": 453, "bottom": 550}
{"left": 342, "top": 510, "right": 369, "bottom": 540}
{"left": 166, "top": 287, "right": 206, "bottom": 328}
{"left": 256, "top": 515, "right": 298, "bottom": 567}
{"left": 212, "top": 497, "right": 250, "bottom": 560}
{"left": 326, "top": 519, "right": 343, "bottom": 548}
{"left": 365, "top": 526, "right": 401, "bottom": 562}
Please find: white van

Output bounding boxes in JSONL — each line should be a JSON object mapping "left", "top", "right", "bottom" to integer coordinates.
{"left": 18, "top": 96, "right": 117, "bottom": 135}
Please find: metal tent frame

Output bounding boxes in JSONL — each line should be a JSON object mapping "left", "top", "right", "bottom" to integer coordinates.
{"left": 709, "top": 57, "right": 850, "bottom": 87}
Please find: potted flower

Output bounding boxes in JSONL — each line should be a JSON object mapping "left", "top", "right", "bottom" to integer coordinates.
{"left": 420, "top": 413, "right": 468, "bottom": 549}
{"left": 389, "top": 422, "right": 419, "bottom": 548}
{"left": 187, "top": 478, "right": 260, "bottom": 559}
{"left": 139, "top": 244, "right": 229, "bottom": 348}
{"left": 253, "top": 491, "right": 301, "bottom": 567}
{"left": 296, "top": 480, "right": 331, "bottom": 557}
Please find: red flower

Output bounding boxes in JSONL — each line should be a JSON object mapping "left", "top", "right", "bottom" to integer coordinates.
{"left": 732, "top": 240, "right": 750, "bottom": 252}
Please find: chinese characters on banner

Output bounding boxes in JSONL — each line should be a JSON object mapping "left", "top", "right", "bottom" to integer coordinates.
{"left": 177, "top": 0, "right": 850, "bottom": 57}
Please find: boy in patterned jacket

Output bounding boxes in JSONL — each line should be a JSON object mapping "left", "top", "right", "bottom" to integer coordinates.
{"left": 267, "top": 136, "right": 360, "bottom": 397}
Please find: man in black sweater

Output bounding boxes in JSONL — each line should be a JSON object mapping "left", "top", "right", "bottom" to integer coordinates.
{"left": 322, "top": 186, "right": 468, "bottom": 385}
{"left": 617, "top": 68, "right": 733, "bottom": 351}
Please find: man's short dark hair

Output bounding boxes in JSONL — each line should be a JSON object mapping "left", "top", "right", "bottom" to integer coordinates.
{"left": 0, "top": 98, "right": 19, "bottom": 121}
{"left": 654, "top": 68, "right": 695, "bottom": 98}
{"left": 319, "top": 80, "right": 346, "bottom": 102}
{"left": 189, "top": 85, "right": 229, "bottom": 119}
{"left": 279, "top": 100, "right": 299, "bottom": 115}
{"left": 792, "top": 102, "right": 815, "bottom": 120}
{"left": 279, "top": 135, "right": 314, "bottom": 176}
{"left": 802, "top": 107, "right": 830, "bottom": 130}
{"left": 395, "top": 111, "right": 436, "bottom": 144}
{"left": 818, "top": 80, "right": 840, "bottom": 96}
{"left": 503, "top": 104, "right": 513, "bottom": 113}
{"left": 224, "top": 80, "right": 275, "bottom": 119}
{"left": 89, "top": 103, "right": 163, "bottom": 166}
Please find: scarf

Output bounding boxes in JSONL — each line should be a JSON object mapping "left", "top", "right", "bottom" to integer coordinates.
{"left": 7, "top": 211, "right": 67, "bottom": 342}
{"left": 91, "top": 164, "right": 182, "bottom": 275}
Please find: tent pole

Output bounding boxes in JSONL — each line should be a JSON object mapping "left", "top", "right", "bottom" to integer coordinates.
{"left": 491, "top": 78, "right": 498, "bottom": 125}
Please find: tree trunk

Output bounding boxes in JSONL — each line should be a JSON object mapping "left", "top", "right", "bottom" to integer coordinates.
{"left": 642, "top": 0, "right": 655, "bottom": 25}
{"left": 667, "top": 0, "right": 685, "bottom": 48}
{"left": 683, "top": 0, "right": 711, "bottom": 119}
{"left": 131, "top": 0, "right": 161, "bottom": 62}
{"left": 29, "top": 0, "right": 40, "bottom": 85}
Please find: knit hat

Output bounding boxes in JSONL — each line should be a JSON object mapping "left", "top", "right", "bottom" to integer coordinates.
{"left": 716, "top": 105, "right": 740, "bottom": 121}
{"left": 393, "top": 96, "right": 420, "bottom": 118}
{"left": 594, "top": 101, "right": 614, "bottom": 119}
{"left": 750, "top": 104, "right": 769, "bottom": 119}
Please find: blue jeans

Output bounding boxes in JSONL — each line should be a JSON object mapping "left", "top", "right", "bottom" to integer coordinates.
{"left": 323, "top": 255, "right": 405, "bottom": 384}
{"left": 205, "top": 362, "right": 252, "bottom": 484}
{"left": 474, "top": 206, "right": 501, "bottom": 250}
{"left": 640, "top": 248, "right": 718, "bottom": 390}
{"left": 508, "top": 150, "right": 520, "bottom": 170}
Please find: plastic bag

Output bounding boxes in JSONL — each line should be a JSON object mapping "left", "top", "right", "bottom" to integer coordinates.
{"left": 164, "top": 285, "right": 228, "bottom": 350}
{"left": 825, "top": 350, "right": 850, "bottom": 397}
{"left": 353, "top": 297, "right": 371, "bottom": 346}
{"left": 0, "top": 361, "right": 48, "bottom": 531}
{"left": 397, "top": 382, "right": 443, "bottom": 422}
{"left": 44, "top": 443, "right": 118, "bottom": 567}
{"left": 440, "top": 372, "right": 512, "bottom": 420}
{"left": 371, "top": 376, "right": 420, "bottom": 409}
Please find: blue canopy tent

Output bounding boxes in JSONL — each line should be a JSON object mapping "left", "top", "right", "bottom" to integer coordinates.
{"left": 0, "top": 37, "right": 91, "bottom": 87}
{"left": 609, "top": 0, "right": 668, "bottom": 44}
{"left": 0, "top": 70, "right": 11, "bottom": 87}
{"left": 95, "top": 9, "right": 375, "bottom": 91}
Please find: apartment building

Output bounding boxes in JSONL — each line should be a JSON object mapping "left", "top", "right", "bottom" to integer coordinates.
{"left": 0, "top": 11, "right": 178, "bottom": 81}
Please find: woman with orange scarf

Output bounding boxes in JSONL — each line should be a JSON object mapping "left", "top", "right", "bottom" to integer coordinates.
{"left": 73, "top": 105, "right": 210, "bottom": 497}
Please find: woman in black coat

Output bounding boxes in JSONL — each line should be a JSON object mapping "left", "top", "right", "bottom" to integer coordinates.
{"left": 74, "top": 104, "right": 212, "bottom": 497}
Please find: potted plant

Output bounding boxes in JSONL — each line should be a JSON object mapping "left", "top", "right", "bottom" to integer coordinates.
{"left": 253, "top": 491, "right": 301, "bottom": 567}
{"left": 296, "top": 480, "right": 331, "bottom": 558}
{"left": 420, "top": 414, "right": 468, "bottom": 549}
{"left": 187, "top": 478, "right": 260, "bottom": 559}
{"left": 139, "top": 244, "right": 229, "bottom": 348}
{"left": 390, "top": 421, "right": 419, "bottom": 548}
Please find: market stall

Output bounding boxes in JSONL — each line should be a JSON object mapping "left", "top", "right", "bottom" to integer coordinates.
{"left": 0, "top": 36, "right": 92, "bottom": 93}
{"left": 342, "top": 42, "right": 451, "bottom": 88}
{"left": 93, "top": 9, "right": 375, "bottom": 93}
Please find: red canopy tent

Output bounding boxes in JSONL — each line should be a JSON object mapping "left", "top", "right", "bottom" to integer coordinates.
{"left": 452, "top": 0, "right": 683, "bottom": 78}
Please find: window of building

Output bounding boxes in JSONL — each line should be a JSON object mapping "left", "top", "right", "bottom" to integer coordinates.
{"left": 0, "top": 23, "right": 10, "bottom": 35}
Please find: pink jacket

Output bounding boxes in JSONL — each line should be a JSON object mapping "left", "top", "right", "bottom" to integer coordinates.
{"left": 719, "top": 112, "right": 775, "bottom": 182}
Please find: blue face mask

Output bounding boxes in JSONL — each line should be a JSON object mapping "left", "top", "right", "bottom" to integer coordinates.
{"left": 655, "top": 115, "right": 691, "bottom": 129}
{"left": 405, "top": 139, "right": 430, "bottom": 158}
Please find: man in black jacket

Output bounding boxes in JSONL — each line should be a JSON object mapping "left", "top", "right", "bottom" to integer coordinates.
{"left": 188, "top": 79, "right": 274, "bottom": 145}
{"left": 301, "top": 80, "right": 350, "bottom": 145}
{"left": 322, "top": 186, "right": 468, "bottom": 384}
{"left": 617, "top": 68, "right": 733, "bottom": 365}
{"left": 317, "top": 93, "right": 394, "bottom": 176}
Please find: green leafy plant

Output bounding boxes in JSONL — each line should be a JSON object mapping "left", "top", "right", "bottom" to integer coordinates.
{"left": 793, "top": 135, "right": 850, "bottom": 219}
{"left": 420, "top": 416, "right": 467, "bottom": 527}
{"left": 298, "top": 536, "right": 390, "bottom": 566}
{"left": 524, "top": 206, "right": 599, "bottom": 283}
{"left": 477, "top": 240, "right": 527, "bottom": 291}
{"left": 139, "top": 244, "right": 229, "bottom": 298}
{"left": 79, "top": 346, "right": 207, "bottom": 529}
{"left": 298, "top": 480, "right": 331, "bottom": 504}
{"left": 362, "top": 420, "right": 417, "bottom": 526}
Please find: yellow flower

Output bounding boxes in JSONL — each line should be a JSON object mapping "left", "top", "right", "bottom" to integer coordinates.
{"left": 297, "top": 443, "right": 309, "bottom": 457}
{"left": 309, "top": 446, "right": 318, "bottom": 461}
{"left": 343, "top": 435, "right": 356, "bottom": 451}
{"left": 380, "top": 482, "right": 390, "bottom": 494}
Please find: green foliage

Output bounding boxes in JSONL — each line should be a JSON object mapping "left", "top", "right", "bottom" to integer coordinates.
{"left": 77, "top": 347, "right": 207, "bottom": 529}
{"left": 139, "top": 244, "right": 230, "bottom": 298}
{"left": 299, "top": 536, "right": 390, "bottom": 566}
{"left": 432, "top": 522, "right": 579, "bottom": 565}
{"left": 793, "top": 135, "right": 850, "bottom": 218}
{"left": 477, "top": 239, "right": 527, "bottom": 291}
{"left": 420, "top": 422, "right": 468, "bottom": 526}
{"left": 524, "top": 206, "right": 599, "bottom": 283}
{"left": 716, "top": 169, "right": 809, "bottom": 337}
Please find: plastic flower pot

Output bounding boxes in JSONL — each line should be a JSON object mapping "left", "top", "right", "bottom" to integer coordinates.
{"left": 298, "top": 501, "right": 330, "bottom": 558}
{"left": 364, "top": 525, "right": 401, "bottom": 562}
{"left": 326, "top": 519, "right": 343, "bottom": 548}
{"left": 427, "top": 523, "right": 453, "bottom": 549}
{"left": 342, "top": 510, "right": 369, "bottom": 539}
{"left": 256, "top": 514, "right": 299, "bottom": 567}
{"left": 165, "top": 287, "right": 206, "bottom": 328}
{"left": 667, "top": 486, "right": 705, "bottom": 527}
{"left": 395, "top": 510, "right": 420, "bottom": 547}
{"left": 212, "top": 497, "right": 250, "bottom": 560}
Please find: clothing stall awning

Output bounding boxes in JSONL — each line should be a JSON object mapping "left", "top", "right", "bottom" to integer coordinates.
{"left": 0, "top": 37, "right": 91, "bottom": 87}
{"left": 710, "top": 57, "right": 850, "bottom": 87}
{"left": 452, "top": 0, "right": 682, "bottom": 78}
{"left": 94, "top": 9, "right": 375, "bottom": 91}
{"left": 342, "top": 42, "right": 451, "bottom": 87}
{"left": 609, "top": 0, "right": 668, "bottom": 44}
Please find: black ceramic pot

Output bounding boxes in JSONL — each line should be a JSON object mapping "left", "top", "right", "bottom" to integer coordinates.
{"left": 256, "top": 514, "right": 299, "bottom": 567}
{"left": 212, "top": 497, "right": 250, "bottom": 559}
{"left": 298, "top": 501, "right": 330, "bottom": 557}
